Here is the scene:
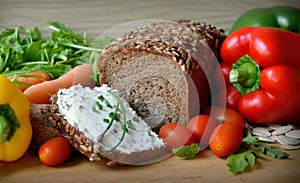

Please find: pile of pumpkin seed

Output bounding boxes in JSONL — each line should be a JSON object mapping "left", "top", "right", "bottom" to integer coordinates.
{"left": 248, "top": 124, "right": 300, "bottom": 150}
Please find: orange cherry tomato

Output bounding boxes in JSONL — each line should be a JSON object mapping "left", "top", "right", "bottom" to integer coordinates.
{"left": 204, "top": 106, "right": 246, "bottom": 130}
{"left": 159, "top": 122, "right": 195, "bottom": 149}
{"left": 39, "top": 136, "right": 72, "bottom": 166}
{"left": 186, "top": 115, "right": 219, "bottom": 147}
{"left": 209, "top": 123, "right": 243, "bottom": 157}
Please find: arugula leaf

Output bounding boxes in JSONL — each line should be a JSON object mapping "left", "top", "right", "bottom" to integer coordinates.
{"left": 0, "top": 21, "right": 114, "bottom": 86}
{"left": 172, "top": 143, "right": 200, "bottom": 159}
{"left": 226, "top": 128, "right": 289, "bottom": 174}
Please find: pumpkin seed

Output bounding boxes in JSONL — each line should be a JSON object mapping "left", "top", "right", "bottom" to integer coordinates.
{"left": 252, "top": 127, "right": 271, "bottom": 137}
{"left": 281, "top": 143, "right": 300, "bottom": 150}
{"left": 275, "top": 135, "right": 300, "bottom": 145}
{"left": 285, "top": 130, "right": 300, "bottom": 139}
{"left": 257, "top": 136, "right": 276, "bottom": 143}
{"left": 271, "top": 125, "right": 293, "bottom": 136}
{"left": 267, "top": 124, "right": 285, "bottom": 130}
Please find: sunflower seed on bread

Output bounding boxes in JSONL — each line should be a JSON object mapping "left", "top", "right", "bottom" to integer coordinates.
{"left": 49, "top": 84, "right": 170, "bottom": 165}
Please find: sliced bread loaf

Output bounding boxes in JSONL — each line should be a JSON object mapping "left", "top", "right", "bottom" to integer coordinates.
{"left": 49, "top": 84, "right": 170, "bottom": 165}
{"left": 98, "top": 20, "right": 226, "bottom": 130}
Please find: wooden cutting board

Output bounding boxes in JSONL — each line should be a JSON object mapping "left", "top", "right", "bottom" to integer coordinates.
{"left": 1, "top": 146, "right": 299, "bottom": 183}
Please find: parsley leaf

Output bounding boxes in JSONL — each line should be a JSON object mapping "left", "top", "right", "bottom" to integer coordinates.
{"left": 226, "top": 129, "right": 289, "bottom": 174}
{"left": 227, "top": 151, "right": 256, "bottom": 174}
{"left": 172, "top": 143, "right": 200, "bottom": 159}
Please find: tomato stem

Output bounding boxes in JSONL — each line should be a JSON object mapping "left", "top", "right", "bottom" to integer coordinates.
{"left": 229, "top": 55, "right": 261, "bottom": 95}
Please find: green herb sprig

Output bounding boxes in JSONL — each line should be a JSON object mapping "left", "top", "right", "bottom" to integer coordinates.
{"left": 226, "top": 129, "right": 289, "bottom": 174}
{"left": 0, "top": 21, "right": 114, "bottom": 86}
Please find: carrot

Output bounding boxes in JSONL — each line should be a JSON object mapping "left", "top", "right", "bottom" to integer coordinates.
{"left": 7, "top": 71, "right": 51, "bottom": 91}
{"left": 24, "top": 63, "right": 95, "bottom": 104}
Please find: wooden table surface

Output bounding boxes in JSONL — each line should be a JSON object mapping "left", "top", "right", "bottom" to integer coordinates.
{"left": 1, "top": 0, "right": 300, "bottom": 182}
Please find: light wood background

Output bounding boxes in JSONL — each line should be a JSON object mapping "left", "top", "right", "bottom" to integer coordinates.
{"left": 1, "top": 0, "right": 300, "bottom": 183}
{"left": 1, "top": 0, "right": 300, "bottom": 37}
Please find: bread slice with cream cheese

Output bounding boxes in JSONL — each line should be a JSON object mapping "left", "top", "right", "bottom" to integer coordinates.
{"left": 49, "top": 84, "right": 170, "bottom": 165}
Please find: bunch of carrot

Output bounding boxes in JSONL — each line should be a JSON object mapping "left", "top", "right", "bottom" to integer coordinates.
{"left": 9, "top": 64, "right": 95, "bottom": 104}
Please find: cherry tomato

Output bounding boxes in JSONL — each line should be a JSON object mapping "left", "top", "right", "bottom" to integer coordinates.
{"left": 204, "top": 106, "right": 246, "bottom": 130}
{"left": 39, "top": 136, "right": 72, "bottom": 166}
{"left": 186, "top": 115, "right": 219, "bottom": 146}
{"left": 209, "top": 123, "right": 243, "bottom": 157}
{"left": 219, "top": 85, "right": 242, "bottom": 110}
{"left": 159, "top": 122, "right": 195, "bottom": 149}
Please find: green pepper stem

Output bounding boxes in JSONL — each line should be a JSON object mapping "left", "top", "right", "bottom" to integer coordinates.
{"left": 0, "top": 103, "right": 20, "bottom": 142}
{"left": 0, "top": 115, "right": 10, "bottom": 142}
{"left": 229, "top": 55, "right": 261, "bottom": 95}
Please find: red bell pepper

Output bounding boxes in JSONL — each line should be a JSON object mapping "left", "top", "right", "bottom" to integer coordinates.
{"left": 220, "top": 26, "right": 300, "bottom": 124}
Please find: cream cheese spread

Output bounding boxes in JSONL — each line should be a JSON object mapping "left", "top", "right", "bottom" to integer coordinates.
{"left": 56, "top": 84, "right": 165, "bottom": 154}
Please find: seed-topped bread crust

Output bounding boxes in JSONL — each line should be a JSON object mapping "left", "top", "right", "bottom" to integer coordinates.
{"left": 98, "top": 20, "right": 226, "bottom": 129}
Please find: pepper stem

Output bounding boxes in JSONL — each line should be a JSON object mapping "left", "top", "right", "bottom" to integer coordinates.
{"left": 0, "top": 103, "right": 20, "bottom": 142}
{"left": 0, "top": 115, "right": 10, "bottom": 142}
{"left": 229, "top": 55, "right": 261, "bottom": 95}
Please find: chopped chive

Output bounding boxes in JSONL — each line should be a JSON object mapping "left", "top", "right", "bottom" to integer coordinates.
{"left": 92, "top": 106, "right": 97, "bottom": 113}
{"left": 105, "top": 100, "right": 112, "bottom": 108}
{"left": 108, "top": 112, "right": 115, "bottom": 119}
{"left": 115, "top": 113, "right": 121, "bottom": 122}
{"left": 122, "top": 124, "right": 129, "bottom": 133}
{"left": 127, "top": 120, "right": 134, "bottom": 129}
{"left": 96, "top": 101, "right": 103, "bottom": 110}
{"left": 98, "top": 95, "right": 104, "bottom": 101}
{"left": 132, "top": 116, "right": 140, "bottom": 123}
{"left": 103, "top": 118, "right": 110, "bottom": 123}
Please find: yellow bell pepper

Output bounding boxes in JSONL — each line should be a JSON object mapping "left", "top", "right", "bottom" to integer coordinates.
{"left": 0, "top": 75, "right": 32, "bottom": 161}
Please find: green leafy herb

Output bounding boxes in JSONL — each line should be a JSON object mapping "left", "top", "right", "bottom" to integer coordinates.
{"left": 0, "top": 21, "right": 114, "bottom": 86}
{"left": 172, "top": 143, "right": 200, "bottom": 159}
{"left": 226, "top": 129, "right": 289, "bottom": 174}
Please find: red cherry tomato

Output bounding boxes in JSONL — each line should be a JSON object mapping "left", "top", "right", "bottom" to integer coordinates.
{"left": 209, "top": 123, "right": 243, "bottom": 157}
{"left": 159, "top": 122, "right": 196, "bottom": 149}
{"left": 39, "top": 137, "right": 72, "bottom": 166}
{"left": 204, "top": 106, "right": 246, "bottom": 130}
{"left": 186, "top": 115, "right": 219, "bottom": 147}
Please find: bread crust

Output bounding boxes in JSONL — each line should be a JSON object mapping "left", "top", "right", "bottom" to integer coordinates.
{"left": 29, "top": 104, "right": 60, "bottom": 152}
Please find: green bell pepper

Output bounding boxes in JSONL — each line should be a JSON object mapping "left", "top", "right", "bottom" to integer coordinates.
{"left": 230, "top": 5, "right": 300, "bottom": 34}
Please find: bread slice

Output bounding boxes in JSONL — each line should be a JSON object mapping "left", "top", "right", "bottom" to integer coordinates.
{"left": 98, "top": 20, "right": 226, "bottom": 131}
{"left": 49, "top": 84, "right": 170, "bottom": 165}
{"left": 29, "top": 104, "right": 60, "bottom": 152}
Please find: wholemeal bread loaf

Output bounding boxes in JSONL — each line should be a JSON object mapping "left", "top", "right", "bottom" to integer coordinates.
{"left": 98, "top": 20, "right": 226, "bottom": 131}
{"left": 49, "top": 84, "right": 170, "bottom": 165}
